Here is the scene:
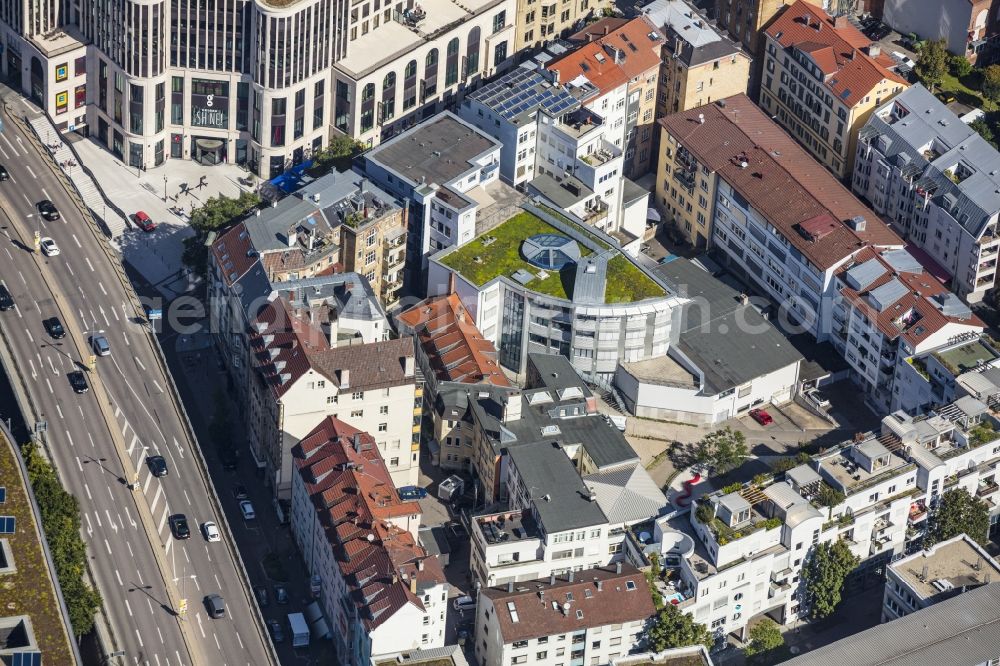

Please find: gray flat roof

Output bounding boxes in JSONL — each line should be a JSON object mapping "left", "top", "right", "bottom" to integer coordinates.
{"left": 365, "top": 112, "right": 499, "bottom": 188}
{"left": 650, "top": 258, "right": 802, "bottom": 394}
{"left": 528, "top": 173, "right": 594, "bottom": 209}
{"left": 783, "top": 583, "right": 1000, "bottom": 666}
{"left": 507, "top": 442, "right": 608, "bottom": 531}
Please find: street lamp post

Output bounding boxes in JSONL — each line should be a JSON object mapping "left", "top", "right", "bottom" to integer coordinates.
{"left": 163, "top": 175, "right": 168, "bottom": 202}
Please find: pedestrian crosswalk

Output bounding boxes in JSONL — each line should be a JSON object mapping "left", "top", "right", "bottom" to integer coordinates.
{"left": 27, "top": 115, "right": 128, "bottom": 238}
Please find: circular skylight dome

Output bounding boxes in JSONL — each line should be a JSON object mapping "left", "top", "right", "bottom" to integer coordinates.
{"left": 521, "top": 234, "right": 581, "bottom": 270}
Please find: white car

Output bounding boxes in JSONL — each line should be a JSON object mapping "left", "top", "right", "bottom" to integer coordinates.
{"left": 239, "top": 500, "right": 255, "bottom": 520}
{"left": 40, "top": 237, "right": 60, "bottom": 256}
{"left": 201, "top": 521, "right": 221, "bottom": 542}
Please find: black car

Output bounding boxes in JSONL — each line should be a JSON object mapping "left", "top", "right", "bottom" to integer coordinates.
{"left": 68, "top": 371, "right": 88, "bottom": 394}
{"left": 43, "top": 316, "right": 66, "bottom": 339}
{"left": 169, "top": 514, "right": 191, "bottom": 539}
{"left": 0, "top": 285, "right": 13, "bottom": 311}
{"left": 147, "top": 455, "right": 168, "bottom": 477}
{"left": 267, "top": 619, "right": 285, "bottom": 643}
{"left": 36, "top": 200, "right": 60, "bottom": 221}
{"left": 0, "top": 165, "right": 9, "bottom": 181}
{"left": 232, "top": 484, "right": 249, "bottom": 500}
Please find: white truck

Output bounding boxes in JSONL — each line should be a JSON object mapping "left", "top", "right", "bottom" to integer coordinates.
{"left": 288, "top": 612, "right": 310, "bottom": 648}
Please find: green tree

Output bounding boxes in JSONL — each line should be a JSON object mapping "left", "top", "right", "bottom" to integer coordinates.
{"left": 950, "top": 54, "right": 973, "bottom": 77}
{"left": 802, "top": 540, "right": 859, "bottom": 619}
{"left": 984, "top": 65, "right": 1000, "bottom": 104}
{"left": 693, "top": 427, "right": 748, "bottom": 476}
{"left": 309, "top": 135, "right": 363, "bottom": 176}
{"left": 916, "top": 39, "right": 949, "bottom": 91}
{"left": 647, "top": 604, "right": 713, "bottom": 652}
{"left": 815, "top": 483, "right": 846, "bottom": 509}
{"left": 926, "top": 488, "right": 990, "bottom": 546}
{"left": 744, "top": 619, "right": 787, "bottom": 665}
{"left": 190, "top": 191, "right": 261, "bottom": 233}
{"left": 971, "top": 117, "right": 998, "bottom": 148}
{"left": 23, "top": 443, "right": 102, "bottom": 636}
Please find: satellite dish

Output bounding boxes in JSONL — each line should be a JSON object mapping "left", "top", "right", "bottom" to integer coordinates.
{"left": 367, "top": 533, "right": 375, "bottom": 542}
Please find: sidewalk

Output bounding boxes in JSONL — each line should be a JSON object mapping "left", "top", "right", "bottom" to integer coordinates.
{"left": 70, "top": 137, "right": 253, "bottom": 299}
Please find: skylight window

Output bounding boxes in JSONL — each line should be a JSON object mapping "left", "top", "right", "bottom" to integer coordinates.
{"left": 507, "top": 601, "right": 520, "bottom": 623}
{"left": 625, "top": 580, "right": 637, "bottom": 591}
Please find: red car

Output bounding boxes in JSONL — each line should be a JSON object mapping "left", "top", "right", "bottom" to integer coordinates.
{"left": 749, "top": 408, "right": 773, "bottom": 426}
{"left": 133, "top": 210, "right": 156, "bottom": 232}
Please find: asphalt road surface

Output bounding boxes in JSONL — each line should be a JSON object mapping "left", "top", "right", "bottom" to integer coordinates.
{"left": 0, "top": 95, "right": 275, "bottom": 665}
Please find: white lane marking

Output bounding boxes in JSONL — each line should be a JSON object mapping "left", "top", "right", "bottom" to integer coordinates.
{"left": 100, "top": 306, "right": 109, "bottom": 326}
{"left": 126, "top": 540, "right": 133, "bottom": 557}
{"left": 85, "top": 257, "right": 94, "bottom": 272}
{"left": 126, "top": 435, "right": 135, "bottom": 456}
{"left": 87, "top": 432, "right": 95, "bottom": 448}
{"left": 115, "top": 569, "right": 123, "bottom": 586}
{"left": 135, "top": 357, "right": 146, "bottom": 371}
{"left": 183, "top": 548, "right": 189, "bottom": 564}
{"left": 19, "top": 193, "right": 29, "bottom": 205}
{"left": 183, "top": 489, "right": 191, "bottom": 506}
{"left": 0, "top": 145, "right": 8, "bottom": 160}
{"left": 153, "top": 380, "right": 164, "bottom": 394}
{"left": 135, "top": 629, "right": 144, "bottom": 648}
{"left": 124, "top": 599, "right": 133, "bottom": 616}
{"left": 44, "top": 377, "right": 52, "bottom": 394}
{"left": 197, "top": 614, "right": 206, "bottom": 638}
{"left": 11, "top": 303, "right": 20, "bottom": 319}
{"left": 41, "top": 187, "right": 50, "bottom": 200}
{"left": 105, "top": 509, "right": 118, "bottom": 533}
{"left": 93, "top": 511, "right": 101, "bottom": 527}
{"left": 75, "top": 457, "right": 82, "bottom": 472}
{"left": 214, "top": 574, "right": 221, "bottom": 589}
{"left": 65, "top": 431, "right": 74, "bottom": 448}
{"left": 191, "top": 575, "right": 200, "bottom": 591}
{"left": 27, "top": 359, "right": 36, "bottom": 380}
{"left": 55, "top": 404, "right": 63, "bottom": 419}
{"left": 17, "top": 271, "right": 25, "bottom": 285}
{"left": 4, "top": 248, "right": 10, "bottom": 260}
{"left": 47, "top": 356, "right": 57, "bottom": 375}
{"left": 24, "top": 164, "right": 35, "bottom": 179}
{"left": 24, "top": 328, "right": 33, "bottom": 343}
{"left": 103, "top": 538, "right": 111, "bottom": 554}
{"left": 78, "top": 405, "right": 84, "bottom": 420}
{"left": 142, "top": 470, "right": 153, "bottom": 494}
{"left": 214, "top": 633, "right": 220, "bottom": 650}
{"left": 98, "top": 281, "right": 107, "bottom": 296}
{"left": 158, "top": 506, "right": 168, "bottom": 533}
{"left": 121, "top": 302, "right": 129, "bottom": 319}
{"left": 122, "top": 330, "right": 131, "bottom": 346}
{"left": 72, "top": 233, "right": 81, "bottom": 248}
{"left": 157, "top": 627, "right": 164, "bottom": 644}
{"left": 1, "top": 133, "right": 17, "bottom": 156}
{"left": 170, "top": 437, "right": 184, "bottom": 460}
{"left": 66, "top": 262, "right": 74, "bottom": 276}
{"left": 236, "top": 631, "right": 243, "bottom": 650}
{"left": 124, "top": 506, "right": 136, "bottom": 529}
{"left": 83, "top": 513, "right": 93, "bottom": 536}
{"left": 84, "top": 483, "right": 92, "bottom": 500}
{"left": 150, "top": 484, "right": 162, "bottom": 513}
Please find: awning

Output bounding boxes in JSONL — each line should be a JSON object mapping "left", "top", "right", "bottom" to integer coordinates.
{"left": 646, "top": 207, "right": 661, "bottom": 221}
{"left": 195, "top": 138, "right": 224, "bottom": 151}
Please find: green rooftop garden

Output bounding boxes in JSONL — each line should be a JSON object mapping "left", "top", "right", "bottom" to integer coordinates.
{"left": 439, "top": 210, "right": 664, "bottom": 303}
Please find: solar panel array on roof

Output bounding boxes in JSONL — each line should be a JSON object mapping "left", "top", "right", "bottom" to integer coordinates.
{"left": 472, "top": 68, "right": 579, "bottom": 121}
{"left": 845, "top": 259, "right": 887, "bottom": 291}
{"left": 0, "top": 516, "right": 14, "bottom": 533}
{"left": 869, "top": 278, "right": 908, "bottom": 311}
{"left": 11, "top": 653, "right": 42, "bottom": 666}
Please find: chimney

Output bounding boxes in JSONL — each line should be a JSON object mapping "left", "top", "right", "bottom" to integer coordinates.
{"left": 328, "top": 309, "right": 340, "bottom": 348}
{"left": 568, "top": 571, "right": 575, "bottom": 583}
{"left": 448, "top": 271, "right": 456, "bottom": 295}
{"left": 921, "top": 564, "right": 929, "bottom": 581}
{"left": 504, "top": 391, "right": 522, "bottom": 422}
{"left": 403, "top": 355, "right": 415, "bottom": 377}
{"left": 352, "top": 432, "right": 362, "bottom": 452}
{"left": 549, "top": 573, "right": 556, "bottom": 586}
{"left": 508, "top": 581, "right": 515, "bottom": 593}
{"left": 698, "top": 113, "right": 705, "bottom": 124}
{"left": 833, "top": 15, "right": 850, "bottom": 29}
{"left": 418, "top": 559, "right": 425, "bottom": 571}
{"left": 339, "top": 368, "right": 351, "bottom": 388}
{"left": 410, "top": 576, "right": 418, "bottom": 594}
{"left": 615, "top": 562, "right": 622, "bottom": 574}
{"left": 603, "top": 25, "right": 609, "bottom": 35}
{"left": 596, "top": 580, "right": 603, "bottom": 592}
{"left": 867, "top": 43, "right": 881, "bottom": 58}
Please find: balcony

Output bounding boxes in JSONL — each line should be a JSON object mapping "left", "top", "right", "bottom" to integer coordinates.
{"left": 908, "top": 500, "right": 928, "bottom": 523}
{"left": 978, "top": 479, "right": 999, "bottom": 498}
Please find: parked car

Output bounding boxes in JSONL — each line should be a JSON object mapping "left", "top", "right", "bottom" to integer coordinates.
{"left": 146, "top": 455, "right": 168, "bottom": 477}
{"left": 36, "top": 200, "right": 60, "bottom": 221}
{"left": 232, "top": 484, "right": 249, "bottom": 500}
{"left": 201, "top": 521, "right": 221, "bottom": 542}
{"left": 169, "top": 514, "right": 191, "bottom": 540}
{"left": 239, "top": 500, "right": 255, "bottom": 520}
{"left": 806, "top": 389, "right": 831, "bottom": 409}
{"left": 255, "top": 586, "right": 269, "bottom": 607}
{"left": 267, "top": 618, "right": 285, "bottom": 643}
{"left": 749, "top": 408, "right": 773, "bottom": 426}
{"left": 40, "top": 237, "right": 60, "bottom": 256}
{"left": 132, "top": 210, "right": 156, "bottom": 232}
{"left": 68, "top": 371, "right": 89, "bottom": 394}
{"left": 274, "top": 585, "right": 289, "bottom": 605}
{"left": 204, "top": 594, "right": 226, "bottom": 619}
{"left": 397, "top": 485, "right": 428, "bottom": 501}
{"left": 90, "top": 334, "right": 111, "bottom": 356}
{"left": 43, "top": 316, "right": 65, "bottom": 339}
{"left": 453, "top": 595, "right": 477, "bottom": 612}
{"left": 0, "top": 285, "right": 13, "bottom": 311}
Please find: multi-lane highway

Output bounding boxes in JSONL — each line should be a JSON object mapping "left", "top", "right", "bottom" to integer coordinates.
{"left": 0, "top": 98, "right": 275, "bottom": 665}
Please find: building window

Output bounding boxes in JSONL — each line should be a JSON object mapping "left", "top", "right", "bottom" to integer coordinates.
{"left": 379, "top": 423, "right": 388, "bottom": 432}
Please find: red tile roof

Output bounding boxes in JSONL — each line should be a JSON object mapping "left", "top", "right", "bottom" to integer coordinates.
{"left": 659, "top": 94, "right": 902, "bottom": 270}
{"left": 547, "top": 16, "right": 662, "bottom": 95}
{"left": 210, "top": 222, "right": 257, "bottom": 287}
{"left": 482, "top": 565, "right": 655, "bottom": 643}
{"left": 765, "top": 0, "right": 906, "bottom": 107}
{"left": 397, "top": 293, "right": 510, "bottom": 387}
{"left": 292, "top": 417, "right": 444, "bottom": 631}
{"left": 836, "top": 247, "right": 983, "bottom": 348}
